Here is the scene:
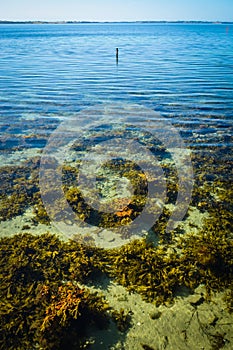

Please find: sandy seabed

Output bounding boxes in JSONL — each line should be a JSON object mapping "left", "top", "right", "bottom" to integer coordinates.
{"left": 87, "top": 282, "right": 233, "bottom": 350}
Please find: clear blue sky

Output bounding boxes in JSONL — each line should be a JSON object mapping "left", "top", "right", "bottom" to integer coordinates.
{"left": 1, "top": 0, "right": 233, "bottom": 22}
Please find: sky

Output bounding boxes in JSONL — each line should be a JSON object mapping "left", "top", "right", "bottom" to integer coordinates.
{"left": 0, "top": 0, "right": 233, "bottom": 22}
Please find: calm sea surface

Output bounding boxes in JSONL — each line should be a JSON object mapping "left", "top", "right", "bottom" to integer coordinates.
{"left": 0, "top": 23, "right": 233, "bottom": 152}
{"left": 0, "top": 23, "right": 233, "bottom": 350}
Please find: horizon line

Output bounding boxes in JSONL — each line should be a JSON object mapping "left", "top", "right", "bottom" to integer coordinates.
{"left": 0, "top": 20, "right": 233, "bottom": 24}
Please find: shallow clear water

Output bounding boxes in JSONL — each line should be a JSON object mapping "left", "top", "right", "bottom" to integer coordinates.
{"left": 0, "top": 23, "right": 233, "bottom": 151}
{"left": 0, "top": 23, "right": 233, "bottom": 239}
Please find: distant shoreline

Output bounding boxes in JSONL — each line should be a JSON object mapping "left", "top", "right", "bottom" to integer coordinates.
{"left": 0, "top": 20, "right": 233, "bottom": 25}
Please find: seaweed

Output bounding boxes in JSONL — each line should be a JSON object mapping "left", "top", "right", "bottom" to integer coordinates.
{"left": 0, "top": 158, "right": 40, "bottom": 221}
{"left": 0, "top": 233, "right": 131, "bottom": 349}
{"left": 0, "top": 215, "right": 232, "bottom": 347}
{"left": 89, "top": 208, "right": 233, "bottom": 305}
{"left": 38, "top": 283, "right": 111, "bottom": 350}
{"left": 223, "top": 285, "right": 233, "bottom": 313}
{"left": 0, "top": 132, "right": 232, "bottom": 348}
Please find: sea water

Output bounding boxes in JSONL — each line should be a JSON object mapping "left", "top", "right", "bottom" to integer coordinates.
{"left": 0, "top": 22, "right": 233, "bottom": 349}
{"left": 0, "top": 23, "right": 232, "bottom": 152}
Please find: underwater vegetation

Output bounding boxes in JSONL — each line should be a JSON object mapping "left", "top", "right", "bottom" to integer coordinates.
{"left": 89, "top": 210, "right": 233, "bottom": 305}
{"left": 223, "top": 284, "right": 233, "bottom": 313}
{"left": 0, "top": 154, "right": 173, "bottom": 232}
{"left": 1, "top": 142, "right": 231, "bottom": 233}
{"left": 0, "top": 137, "right": 232, "bottom": 348}
{"left": 63, "top": 159, "right": 151, "bottom": 232}
{"left": 0, "top": 158, "right": 40, "bottom": 221}
{"left": 0, "top": 126, "right": 183, "bottom": 228}
{"left": 0, "top": 233, "right": 131, "bottom": 350}
{"left": 0, "top": 211, "right": 232, "bottom": 349}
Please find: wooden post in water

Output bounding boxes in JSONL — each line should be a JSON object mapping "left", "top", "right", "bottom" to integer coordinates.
{"left": 116, "top": 48, "right": 119, "bottom": 64}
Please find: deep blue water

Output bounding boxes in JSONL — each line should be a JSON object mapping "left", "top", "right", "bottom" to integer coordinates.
{"left": 0, "top": 23, "right": 233, "bottom": 150}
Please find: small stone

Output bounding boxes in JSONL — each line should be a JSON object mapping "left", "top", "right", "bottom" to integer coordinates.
{"left": 65, "top": 220, "right": 73, "bottom": 225}
{"left": 150, "top": 311, "right": 162, "bottom": 320}
{"left": 22, "top": 224, "right": 31, "bottom": 230}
